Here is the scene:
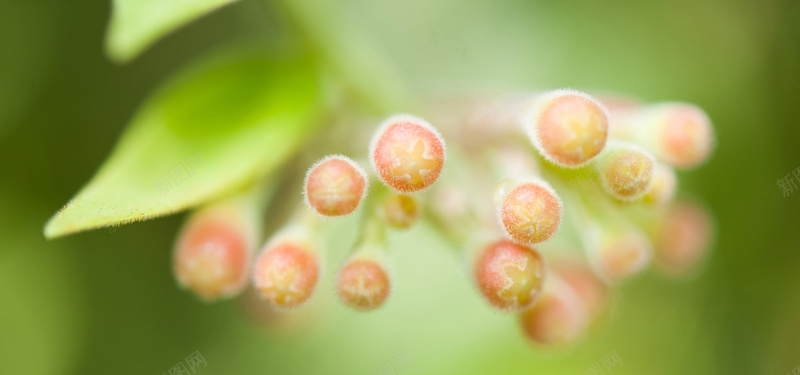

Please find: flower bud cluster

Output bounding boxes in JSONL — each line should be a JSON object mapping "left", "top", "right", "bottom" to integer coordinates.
{"left": 255, "top": 114, "right": 445, "bottom": 311}
{"left": 168, "top": 89, "right": 714, "bottom": 350}
{"left": 432, "top": 89, "right": 715, "bottom": 347}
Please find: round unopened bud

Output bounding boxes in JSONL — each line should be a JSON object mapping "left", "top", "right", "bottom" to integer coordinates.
{"left": 371, "top": 115, "right": 446, "bottom": 193}
{"left": 473, "top": 240, "right": 546, "bottom": 312}
{"left": 553, "top": 259, "right": 609, "bottom": 320}
{"left": 253, "top": 241, "right": 320, "bottom": 308}
{"left": 380, "top": 193, "right": 421, "bottom": 229}
{"left": 497, "top": 179, "right": 563, "bottom": 245}
{"left": 596, "top": 142, "right": 656, "bottom": 201}
{"left": 173, "top": 205, "right": 253, "bottom": 301}
{"left": 635, "top": 104, "right": 714, "bottom": 169}
{"left": 519, "top": 287, "right": 589, "bottom": 346}
{"left": 337, "top": 255, "right": 392, "bottom": 311}
{"left": 595, "top": 234, "right": 652, "bottom": 283}
{"left": 526, "top": 90, "right": 609, "bottom": 167}
{"left": 655, "top": 201, "right": 712, "bottom": 275}
{"left": 643, "top": 163, "right": 677, "bottom": 205}
{"left": 305, "top": 155, "right": 368, "bottom": 217}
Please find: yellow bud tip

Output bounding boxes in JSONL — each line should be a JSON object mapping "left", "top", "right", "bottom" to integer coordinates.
{"left": 371, "top": 114, "right": 446, "bottom": 193}
{"left": 173, "top": 207, "right": 250, "bottom": 301}
{"left": 474, "top": 240, "right": 547, "bottom": 312}
{"left": 305, "top": 155, "right": 368, "bottom": 217}
{"left": 336, "top": 257, "right": 391, "bottom": 311}
{"left": 253, "top": 241, "right": 320, "bottom": 309}
{"left": 601, "top": 146, "right": 656, "bottom": 201}
{"left": 528, "top": 90, "right": 609, "bottom": 167}
{"left": 499, "top": 181, "right": 563, "bottom": 244}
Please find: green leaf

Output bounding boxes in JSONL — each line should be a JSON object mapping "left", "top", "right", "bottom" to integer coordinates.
{"left": 106, "top": 0, "right": 240, "bottom": 62}
{"left": 44, "top": 47, "right": 322, "bottom": 239}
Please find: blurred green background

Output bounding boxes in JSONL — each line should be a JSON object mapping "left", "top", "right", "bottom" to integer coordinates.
{"left": 1, "top": 0, "right": 799, "bottom": 374}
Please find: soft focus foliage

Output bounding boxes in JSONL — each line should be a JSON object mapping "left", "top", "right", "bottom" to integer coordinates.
{"left": 1, "top": 0, "right": 800, "bottom": 375}
{"left": 106, "top": 0, "right": 240, "bottom": 61}
{"left": 44, "top": 48, "right": 321, "bottom": 238}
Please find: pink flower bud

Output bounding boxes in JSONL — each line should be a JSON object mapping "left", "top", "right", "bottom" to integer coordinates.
{"left": 473, "top": 240, "right": 546, "bottom": 312}
{"left": 371, "top": 115, "right": 446, "bottom": 193}
{"left": 173, "top": 205, "right": 253, "bottom": 301}
{"left": 643, "top": 163, "right": 677, "bottom": 205}
{"left": 305, "top": 155, "right": 368, "bottom": 217}
{"left": 525, "top": 90, "right": 609, "bottom": 167}
{"left": 655, "top": 201, "right": 713, "bottom": 275}
{"left": 380, "top": 193, "right": 421, "bottom": 229}
{"left": 553, "top": 258, "right": 609, "bottom": 320}
{"left": 497, "top": 179, "right": 563, "bottom": 245}
{"left": 594, "top": 233, "right": 652, "bottom": 283}
{"left": 596, "top": 142, "right": 656, "bottom": 201}
{"left": 631, "top": 103, "right": 714, "bottom": 169}
{"left": 336, "top": 254, "right": 392, "bottom": 311}
{"left": 519, "top": 287, "right": 589, "bottom": 347}
{"left": 253, "top": 240, "right": 320, "bottom": 308}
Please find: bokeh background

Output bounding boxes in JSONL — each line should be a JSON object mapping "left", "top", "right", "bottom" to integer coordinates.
{"left": 2, "top": 0, "right": 800, "bottom": 374}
